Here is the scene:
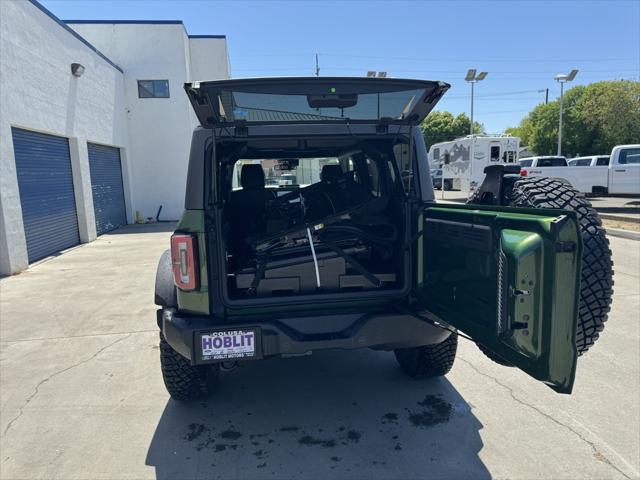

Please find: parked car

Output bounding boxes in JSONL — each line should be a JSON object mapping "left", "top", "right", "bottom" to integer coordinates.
{"left": 431, "top": 168, "right": 453, "bottom": 190}
{"left": 518, "top": 156, "right": 567, "bottom": 167}
{"left": 154, "top": 77, "right": 613, "bottom": 401}
{"left": 521, "top": 145, "right": 640, "bottom": 194}
{"left": 568, "top": 155, "right": 610, "bottom": 167}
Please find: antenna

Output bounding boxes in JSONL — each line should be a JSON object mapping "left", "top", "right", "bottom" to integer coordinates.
{"left": 315, "top": 54, "right": 320, "bottom": 77}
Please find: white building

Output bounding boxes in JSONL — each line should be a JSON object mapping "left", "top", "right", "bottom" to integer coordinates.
{"left": 0, "top": 0, "right": 230, "bottom": 275}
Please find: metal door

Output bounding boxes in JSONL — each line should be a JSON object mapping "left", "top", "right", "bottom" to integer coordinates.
{"left": 12, "top": 128, "right": 80, "bottom": 263}
{"left": 88, "top": 143, "right": 127, "bottom": 235}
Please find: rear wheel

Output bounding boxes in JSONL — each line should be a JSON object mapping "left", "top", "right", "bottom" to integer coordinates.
{"left": 395, "top": 332, "right": 458, "bottom": 378}
{"left": 471, "top": 176, "right": 613, "bottom": 360}
{"left": 159, "top": 333, "right": 219, "bottom": 401}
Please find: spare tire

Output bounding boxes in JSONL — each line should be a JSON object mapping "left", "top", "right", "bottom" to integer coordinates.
{"left": 471, "top": 176, "right": 614, "bottom": 357}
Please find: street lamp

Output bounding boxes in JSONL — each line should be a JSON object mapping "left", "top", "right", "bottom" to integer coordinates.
{"left": 465, "top": 69, "right": 488, "bottom": 135}
{"left": 554, "top": 69, "right": 578, "bottom": 156}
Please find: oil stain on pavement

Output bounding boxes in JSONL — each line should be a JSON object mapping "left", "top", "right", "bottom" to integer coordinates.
{"left": 179, "top": 394, "right": 455, "bottom": 472}
{"left": 407, "top": 394, "right": 453, "bottom": 428}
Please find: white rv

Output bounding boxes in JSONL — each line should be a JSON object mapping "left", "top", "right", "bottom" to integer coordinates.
{"left": 428, "top": 135, "right": 520, "bottom": 191}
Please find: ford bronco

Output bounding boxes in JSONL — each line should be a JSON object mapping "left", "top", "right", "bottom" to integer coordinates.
{"left": 154, "top": 77, "right": 613, "bottom": 400}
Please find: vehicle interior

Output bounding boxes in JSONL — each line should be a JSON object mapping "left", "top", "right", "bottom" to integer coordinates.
{"left": 215, "top": 138, "right": 410, "bottom": 301}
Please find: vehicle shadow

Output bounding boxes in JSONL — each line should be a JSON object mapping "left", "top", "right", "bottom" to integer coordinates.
{"left": 145, "top": 348, "right": 489, "bottom": 480}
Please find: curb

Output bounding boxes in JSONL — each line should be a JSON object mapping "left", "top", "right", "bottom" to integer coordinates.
{"left": 599, "top": 212, "right": 640, "bottom": 223}
{"left": 606, "top": 228, "right": 640, "bottom": 241}
{"left": 593, "top": 207, "right": 640, "bottom": 214}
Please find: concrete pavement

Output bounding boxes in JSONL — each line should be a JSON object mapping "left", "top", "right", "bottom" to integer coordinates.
{"left": 1, "top": 224, "right": 638, "bottom": 479}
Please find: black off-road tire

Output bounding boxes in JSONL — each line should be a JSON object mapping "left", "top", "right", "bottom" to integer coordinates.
{"left": 395, "top": 332, "right": 458, "bottom": 378}
{"left": 159, "top": 333, "right": 219, "bottom": 401}
{"left": 471, "top": 176, "right": 613, "bottom": 359}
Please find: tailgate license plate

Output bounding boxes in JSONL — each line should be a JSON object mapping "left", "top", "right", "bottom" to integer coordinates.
{"left": 200, "top": 329, "right": 256, "bottom": 361}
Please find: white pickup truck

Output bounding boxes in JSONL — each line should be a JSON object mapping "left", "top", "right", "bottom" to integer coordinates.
{"left": 568, "top": 155, "right": 611, "bottom": 167}
{"left": 520, "top": 145, "right": 640, "bottom": 194}
{"left": 519, "top": 156, "right": 567, "bottom": 168}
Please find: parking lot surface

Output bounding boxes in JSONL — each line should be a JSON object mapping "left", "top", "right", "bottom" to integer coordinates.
{"left": 1, "top": 223, "right": 638, "bottom": 480}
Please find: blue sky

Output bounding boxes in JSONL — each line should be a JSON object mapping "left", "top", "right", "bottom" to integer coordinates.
{"left": 41, "top": 0, "right": 639, "bottom": 133}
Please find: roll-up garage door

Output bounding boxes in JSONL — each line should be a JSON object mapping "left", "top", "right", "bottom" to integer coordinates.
{"left": 88, "top": 143, "right": 127, "bottom": 235}
{"left": 12, "top": 128, "right": 80, "bottom": 263}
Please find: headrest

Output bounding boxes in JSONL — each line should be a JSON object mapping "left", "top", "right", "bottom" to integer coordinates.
{"left": 241, "top": 164, "right": 265, "bottom": 189}
{"left": 321, "top": 164, "right": 343, "bottom": 182}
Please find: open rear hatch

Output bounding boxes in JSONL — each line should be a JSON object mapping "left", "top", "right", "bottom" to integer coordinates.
{"left": 185, "top": 77, "right": 450, "bottom": 127}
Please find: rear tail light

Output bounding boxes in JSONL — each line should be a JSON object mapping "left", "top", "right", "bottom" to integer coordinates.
{"left": 171, "top": 233, "right": 199, "bottom": 290}
{"left": 520, "top": 169, "right": 528, "bottom": 177}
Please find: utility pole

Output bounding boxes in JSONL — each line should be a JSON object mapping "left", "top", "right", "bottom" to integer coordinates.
{"left": 315, "top": 54, "right": 320, "bottom": 77}
{"left": 470, "top": 81, "right": 475, "bottom": 134}
{"left": 465, "top": 69, "right": 488, "bottom": 135}
{"left": 537, "top": 89, "right": 549, "bottom": 104}
{"left": 558, "top": 81, "right": 565, "bottom": 155}
{"left": 554, "top": 69, "right": 578, "bottom": 156}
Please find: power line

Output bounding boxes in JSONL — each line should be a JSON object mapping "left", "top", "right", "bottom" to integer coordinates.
{"left": 232, "top": 66, "right": 639, "bottom": 74}
{"left": 475, "top": 109, "right": 536, "bottom": 115}
{"left": 317, "top": 53, "right": 638, "bottom": 63}
{"left": 231, "top": 52, "right": 639, "bottom": 64}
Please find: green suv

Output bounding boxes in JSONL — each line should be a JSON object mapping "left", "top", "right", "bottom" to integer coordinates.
{"left": 154, "top": 77, "right": 613, "bottom": 400}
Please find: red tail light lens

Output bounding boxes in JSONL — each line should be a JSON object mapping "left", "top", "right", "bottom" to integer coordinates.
{"left": 520, "top": 169, "right": 528, "bottom": 176}
{"left": 171, "top": 234, "right": 199, "bottom": 290}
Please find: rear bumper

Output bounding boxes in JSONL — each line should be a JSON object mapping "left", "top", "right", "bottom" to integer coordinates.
{"left": 159, "top": 308, "right": 451, "bottom": 365}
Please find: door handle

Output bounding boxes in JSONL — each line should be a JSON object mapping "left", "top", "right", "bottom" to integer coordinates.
{"left": 615, "top": 169, "right": 626, "bottom": 172}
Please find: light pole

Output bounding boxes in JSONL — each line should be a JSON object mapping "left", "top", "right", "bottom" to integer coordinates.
{"left": 465, "top": 69, "right": 487, "bottom": 135}
{"left": 554, "top": 69, "right": 578, "bottom": 156}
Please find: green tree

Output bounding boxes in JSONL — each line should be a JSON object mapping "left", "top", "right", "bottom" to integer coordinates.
{"left": 507, "top": 80, "right": 640, "bottom": 156}
{"left": 421, "top": 111, "right": 484, "bottom": 150}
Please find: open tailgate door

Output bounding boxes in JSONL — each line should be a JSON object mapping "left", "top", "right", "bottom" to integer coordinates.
{"left": 418, "top": 203, "right": 582, "bottom": 393}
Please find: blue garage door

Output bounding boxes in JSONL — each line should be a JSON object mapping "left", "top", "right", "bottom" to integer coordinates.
{"left": 88, "top": 143, "right": 127, "bottom": 235}
{"left": 12, "top": 128, "right": 80, "bottom": 263}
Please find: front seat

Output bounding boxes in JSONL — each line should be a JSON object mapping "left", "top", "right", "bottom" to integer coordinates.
{"left": 320, "top": 164, "right": 370, "bottom": 211}
{"left": 228, "top": 164, "right": 276, "bottom": 243}
{"left": 321, "top": 164, "right": 343, "bottom": 183}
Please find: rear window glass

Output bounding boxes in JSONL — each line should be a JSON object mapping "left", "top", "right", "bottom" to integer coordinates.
{"left": 570, "top": 159, "right": 591, "bottom": 166}
{"left": 519, "top": 159, "right": 533, "bottom": 167}
{"left": 218, "top": 89, "right": 426, "bottom": 123}
{"left": 595, "top": 157, "right": 610, "bottom": 166}
{"left": 538, "top": 158, "right": 566, "bottom": 167}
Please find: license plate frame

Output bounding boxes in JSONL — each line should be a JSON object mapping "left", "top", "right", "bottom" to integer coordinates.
{"left": 196, "top": 327, "right": 261, "bottom": 363}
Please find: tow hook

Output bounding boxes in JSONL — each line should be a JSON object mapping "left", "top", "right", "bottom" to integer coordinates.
{"left": 220, "top": 361, "right": 239, "bottom": 373}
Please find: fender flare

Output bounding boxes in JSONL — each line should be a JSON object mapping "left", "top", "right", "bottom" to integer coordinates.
{"left": 155, "top": 249, "right": 177, "bottom": 308}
